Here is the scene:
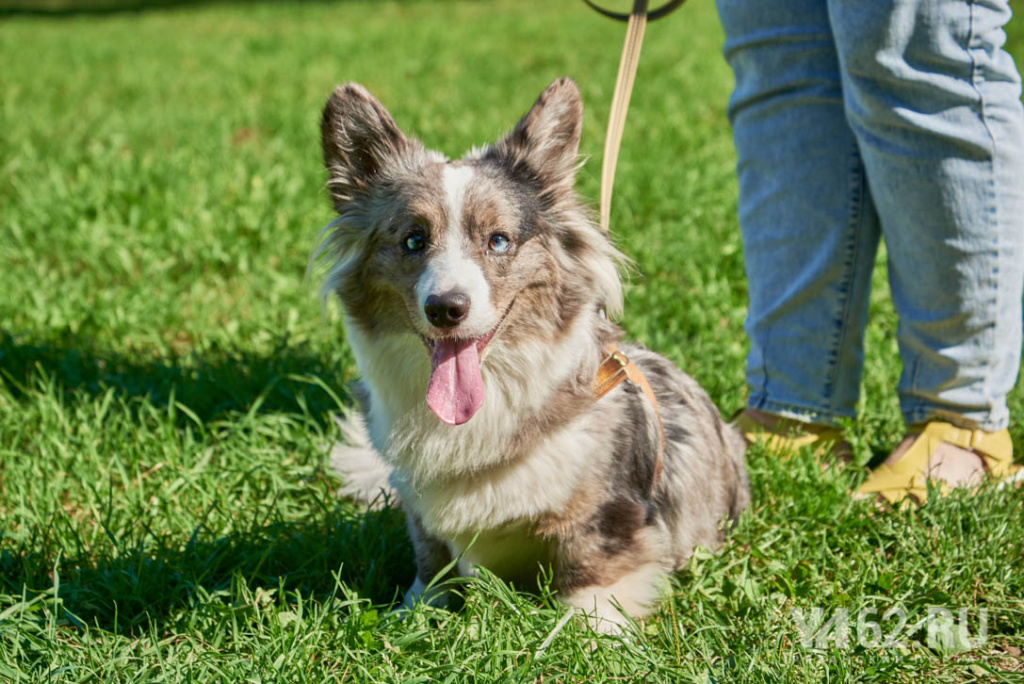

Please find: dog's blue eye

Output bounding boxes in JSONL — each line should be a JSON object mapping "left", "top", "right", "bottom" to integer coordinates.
{"left": 488, "top": 234, "right": 511, "bottom": 254}
{"left": 404, "top": 232, "right": 426, "bottom": 254}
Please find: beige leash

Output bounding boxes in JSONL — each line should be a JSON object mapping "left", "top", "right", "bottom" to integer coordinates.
{"left": 583, "top": 0, "right": 688, "bottom": 234}
{"left": 584, "top": 0, "right": 688, "bottom": 488}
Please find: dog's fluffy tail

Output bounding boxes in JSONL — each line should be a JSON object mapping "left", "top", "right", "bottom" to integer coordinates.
{"left": 329, "top": 413, "right": 399, "bottom": 508}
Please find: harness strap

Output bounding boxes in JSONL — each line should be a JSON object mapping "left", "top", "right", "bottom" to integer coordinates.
{"left": 594, "top": 343, "right": 666, "bottom": 487}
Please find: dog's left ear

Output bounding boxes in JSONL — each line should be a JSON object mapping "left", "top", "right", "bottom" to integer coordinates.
{"left": 491, "top": 78, "right": 583, "bottom": 194}
{"left": 321, "top": 83, "right": 410, "bottom": 211}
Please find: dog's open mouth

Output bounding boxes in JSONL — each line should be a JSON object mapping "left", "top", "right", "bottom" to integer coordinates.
{"left": 421, "top": 300, "right": 514, "bottom": 426}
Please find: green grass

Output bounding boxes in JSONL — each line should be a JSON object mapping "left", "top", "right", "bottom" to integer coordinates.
{"left": 1, "top": 0, "right": 1023, "bottom": 680}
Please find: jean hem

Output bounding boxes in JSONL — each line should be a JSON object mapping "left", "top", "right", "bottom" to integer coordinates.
{"left": 748, "top": 394, "right": 855, "bottom": 428}
{"left": 901, "top": 406, "right": 1008, "bottom": 433}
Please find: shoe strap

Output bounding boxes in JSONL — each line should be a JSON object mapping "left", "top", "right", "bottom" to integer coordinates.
{"left": 911, "top": 422, "right": 1014, "bottom": 477}
{"left": 858, "top": 422, "right": 1016, "bottom": 504}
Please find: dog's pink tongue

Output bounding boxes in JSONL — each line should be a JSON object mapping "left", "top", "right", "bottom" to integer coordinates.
{"left": 426, "top": 338, "right": 485, "bottom": 425}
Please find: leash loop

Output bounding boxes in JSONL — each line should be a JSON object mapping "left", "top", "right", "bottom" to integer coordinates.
{"left": 581, "top": 0, "right": 687, "bottom": 22}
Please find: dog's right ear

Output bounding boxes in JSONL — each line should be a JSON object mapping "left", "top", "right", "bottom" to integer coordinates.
{"left": 321, "top": 84, "right": 408, "bottom": 210}
{"left": 489, "top": 78, "right": 583, "bottom": 197}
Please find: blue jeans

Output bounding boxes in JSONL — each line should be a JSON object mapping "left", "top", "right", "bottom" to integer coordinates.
{"left": 716, "top": 0, "right": 1024, "bottom": 431}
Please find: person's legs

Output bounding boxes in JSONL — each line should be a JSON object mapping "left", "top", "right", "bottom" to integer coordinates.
{"left": 716, "top": 0, "right": 881, "bottom": 427}
{"left": 828, "top": 0, "right": 1024, "bottom": 432}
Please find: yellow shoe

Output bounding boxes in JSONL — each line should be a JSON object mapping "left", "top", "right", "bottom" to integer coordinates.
{"left": 855, "top": 421, "right": 1021, "bottom": 506}
{"left": 732, "top": 408, "right": 850, "bottom": 460}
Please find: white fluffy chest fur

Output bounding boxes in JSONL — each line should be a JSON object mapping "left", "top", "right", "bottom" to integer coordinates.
{"left": 395, "top": 421, "right": 599, "bottom": 538}
{"left": 344, "top": 313, "right": 601, "bottom": 539}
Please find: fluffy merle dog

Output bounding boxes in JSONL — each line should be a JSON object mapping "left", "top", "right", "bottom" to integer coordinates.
{"left": 316, "top": 77, "right": 749, "bottom": 630}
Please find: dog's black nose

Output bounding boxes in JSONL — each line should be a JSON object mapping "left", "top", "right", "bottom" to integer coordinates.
{"left": 425, "top": 292, "right": 470, "bottom": 328}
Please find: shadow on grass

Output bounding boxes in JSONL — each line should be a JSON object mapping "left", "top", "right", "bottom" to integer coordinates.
{"left": 0, "top": 329, "right": 352, "bottom": 429}
{"left": 0, "top": 330, "right": 416, "bottom": 633}
{"left": 0, "top": 500, "right": 414, "bottom": 633}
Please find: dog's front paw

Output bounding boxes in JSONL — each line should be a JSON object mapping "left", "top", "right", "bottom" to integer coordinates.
{"left": 401, "top": 576, "right": 452, "bottom": 611}
{"left": 563, "top": 597, "right": 631, "bottom": 635}
{"left": 560, "top": 562, "right": 667, "bottom": 634}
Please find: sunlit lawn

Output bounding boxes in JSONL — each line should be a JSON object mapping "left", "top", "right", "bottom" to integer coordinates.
{"left": 1, "top": 1, "right": 1022, "bottom": 680}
